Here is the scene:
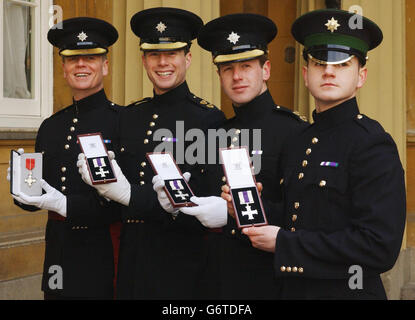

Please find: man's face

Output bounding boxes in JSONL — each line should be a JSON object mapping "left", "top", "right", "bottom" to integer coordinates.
{"left": 62, "top": 55, "right": 108, "bottom": 100}
{"left": 142, "top": 49, "right": 191, "bottom": 95}
{"left": 302, "top": 56, "right": 367, "bottom": 111}
{"left": 217, "top": 58, "right": 270, "bottom": 107}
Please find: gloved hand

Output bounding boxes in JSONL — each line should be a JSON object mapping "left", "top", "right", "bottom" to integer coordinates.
{"left": 77, "top": 152, "right": 131, "bottom": 206}
{"left": 180, "top": 196, "right": 228, "bottom": 228}
{"left": 13, "top": 179, "right": 67, "bottom": 217}
{"left": 7, "top": 148, "right": 24, "bottom": 182}
{"left": 152, "top": 172, "right": 191, "bottom": 215}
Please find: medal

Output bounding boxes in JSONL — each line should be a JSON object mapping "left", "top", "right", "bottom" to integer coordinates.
{"left": 24, "top": 158, "right": 37, "bottom": 187}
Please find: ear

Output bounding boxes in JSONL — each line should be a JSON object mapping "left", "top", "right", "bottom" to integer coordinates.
{"left": 262, "top": 60, "right": 271, "bottom": 81}
{"left": 302, "top": 65, "right": 309, "bottom": 88}
{"left": 185, "top": 51, "right": 192, "bottom": 70}
{"left": 357, "top": 66, "right": 367, "bottom": 89}
{"left": 102, "top": 58, "right": 109, "bottom": 77}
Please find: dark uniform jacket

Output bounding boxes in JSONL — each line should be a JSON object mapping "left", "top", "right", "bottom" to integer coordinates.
{"left": 115, "top": 81, "right": 225, "bottom": 299}
{"left": 15, "top": 89, "right": 121, "bottom": 298}
{"left": 202, "top": 90, "right": 305, "bottom": 299}
{"left": 275, "top": 97, "right": 406, "bottom": 299}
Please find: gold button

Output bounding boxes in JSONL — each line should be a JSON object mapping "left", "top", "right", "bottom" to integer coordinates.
{"left": 222, "top": 176, "right": 227, "bottom": 182}
{"left": 292, "top": 215, "right": 298, "bottom": 222}
{"left": 319, "top": 180, "right": 327, "bottom": 187}
{"left": 61, "top": 186, "right": 66, "bottom": 192}
{"left": 70, "top": 127, "right": 75, "bottom": 132}
{"left": 139, "top": 172, "right": 145, "bottom": 177}
{"left": 312, "top": 137, "right": 319, "bottom": 144}
{"left": 231, "top": 229, "right": 236, "bottom": 235}
{"left": 61, "top": 167, "right": 67, "bottom": 173}
{"left": 147, "top": 130, "right": 152, "bottom": 136}
{"left": 280, "top": 266, "right": 286, "bottom": 272}
{"left": 306, "top": 148, "right": 312, "bottom": 155}
{"left": 235, "top": 129, "right": 241, "bottom": 135}
{"left": 64, "top": 144, "right": 70, "bottom": 150}
{"left": 299, "top": 267, "right": 304, "bottom": 273}
{"left": 298, "top": 173, "right": 304, "bottom": 180}
{"left": 200, "top": 100, "right": 208, "bottom": 105}
{"left": 144, "top": 139, "right": 149, "bottom": 144}
{"left": 302, "top": 160, "right": 308, "bottom": 167}
{"left": 291, "top": 227, "right": 296, "bottom": 232}
{"left": 293, "top": 267, "right": 298, "bottom": 273}
{"left": 120, "top": 147, "right": 125, "bottom": 152}
{"left": 276, "top": 105, "right": 281, "bottom": 109}
{"left": 67, "top": 136, "right": 72, "bottom": 141}
{"left": 232, "top": 137, "right": 238, "bottom": 142}
{"left": 280, "top": 178, "right": 284, "bottom": 185}
{"left": 200, "top": 168, "right": 205, "bottom": 173}
{"left": 61, "top": 177, "right": 66, "bottom": 182}
{"left": 141, "top": 162, "right": 147, "bottom": 168}
{"left": 357, "top": 114, "right": 363, "bottom": 120}
{"left": 73, "top": 118, "right": 78, "bottom": 124}
{"left": 294, "top": 202, "right": 300, "bottom": 209}
{"left": 153, "top": 114, "right": 159, "bottom": 119}
{"left": 140, "top": 181, "right": 145, "bottom": 186}
{"left": 149, "top": 122, "right": 156, "bottom": 127}
{"left": 287, "top": 267, "right": 292, "bottom": 272}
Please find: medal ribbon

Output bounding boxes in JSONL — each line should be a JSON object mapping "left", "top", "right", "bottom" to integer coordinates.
{"left": 26, "top": 158, "right": 35, "bottom": 170}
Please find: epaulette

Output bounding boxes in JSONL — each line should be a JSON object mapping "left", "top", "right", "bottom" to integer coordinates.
{"left": 353, "top": 113, "right": 384, "bottom": 134}
{"left": 128, "top": 97, "right": 152, "bottom": 107}
{"left": 188, "top": 93, "right": 219, "bottom": 111}
{"left": 273, "top": 105, "right": 309, "bottom": 123}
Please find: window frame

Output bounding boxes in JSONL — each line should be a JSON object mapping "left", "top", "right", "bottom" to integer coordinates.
{"left": 0, "top": 0, "right": 53, "bottom": 130}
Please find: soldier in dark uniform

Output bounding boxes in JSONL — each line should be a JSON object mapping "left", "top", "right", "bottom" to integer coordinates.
{"left": 178, "top": 14, "right": 306, "bottom": 299}
{"left": 77, "top": 7, "right": 225, "bottom": 299}
{"left": 241, "top": 9, "right": 406, "bottom": 299}
{"left": 9, "top": 18, "right": 121, "bottom": 299}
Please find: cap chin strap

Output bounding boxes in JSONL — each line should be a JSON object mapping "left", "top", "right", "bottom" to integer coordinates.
{"left": 307, "top": 53, "right": 355, "bottom": 65}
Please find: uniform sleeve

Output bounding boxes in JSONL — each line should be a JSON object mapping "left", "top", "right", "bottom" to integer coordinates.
{"left": 273, "top": 132, "right": 406, "bottom": 280}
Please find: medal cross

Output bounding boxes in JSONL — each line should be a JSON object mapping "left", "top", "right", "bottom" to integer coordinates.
{"left": 95, "top": 167, "right": 110, "bottom": 178}
{"left": 174, "top": 190, "right": 189, "bottom": 201}
{"left": 241, "top": 204, "right": 258, "bottom": 220}
{"left": 25, "top": 172, "right": 37, "bottom": 187}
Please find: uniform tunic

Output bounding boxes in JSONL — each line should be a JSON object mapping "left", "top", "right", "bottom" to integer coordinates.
{"left": 15, "top": 89, "right": 121, "bottom": 298}
{"left": 275, "top": 98, "right": 406, "bottom": 299}
{"left": 202, "top": 90, "right": 305, "bottom": 299}
{"left": 115, "top": 81, "right": 225, "bottom": 299}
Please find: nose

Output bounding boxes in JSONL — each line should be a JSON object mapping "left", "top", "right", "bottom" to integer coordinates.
{"left": 232, "top": 66, "right": 243, "bottom": 81}
{"left": 158, "top": 53, "right": 168, "bottom": 66}
{"left": 323, "top": 64, "right": 336, "bottom": 77}
{"left": 75, "top": 57, "right": 87, "bottom": 66}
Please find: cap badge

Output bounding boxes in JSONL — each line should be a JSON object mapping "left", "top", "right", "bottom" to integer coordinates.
{"left": 77, "top": 31, "right": 88, "bottom": 42}
{"left": 325, "top": 17, "right": 341, "bottom": 33}
{"left": 156, "top": 22, "right": 167, "bottom": 34}
{"left": 227, "top": 31, "right": 240, "bottom": 45}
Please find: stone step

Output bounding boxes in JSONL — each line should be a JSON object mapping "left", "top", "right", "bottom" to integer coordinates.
{"left": 401, "top": 282, "right": 415, "bottom": 300}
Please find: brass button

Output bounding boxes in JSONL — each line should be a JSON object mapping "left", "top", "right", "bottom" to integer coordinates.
{"left": 67, "top": 136, "right": 72, "bottom": 141}
{"left": 64, "top": 144, "right": 70, "bottom": 150}
{"left": 235, "top": 129, "right": 241, "bottom": 135}
{"left": 319, "top": 180, "right": 327, "bottom": 187}
{"left": 302, "top": 160, "right": 308, "bottom": 167}
{"left": 298, "top": 173, "right": 304, "bottom": 180}
{"left": 200, "top": 168, "right": 205, "bottom": 173}
{"left": 357, "top": 114, "right": 363, "bottom": 120}
{"left": 287, "top": 267, "right": 292, "bottom": 272}
{"left": 70, "top": 127, "right": 75, "bottom": 132}
{"left": 139, "top": 172, "right": 145, "bottom": 177}
{"left": 312, "top": 137, "right": 319, "bottom": 144}
{"left": 144, "top": 139, "right": 149, "bottom": 144}
{"left": 120, "top": 147, "right": 125, "bottom": 152}
{"left": 231, "top": 229, "right": 236, "bottom": 235}
{"left": 222, "top": 176, "right": 227, "bottom": 182}
{"left": 306, "top": 148, "right": 312, "bottom": 155}
{"left": 61, "top": 177, "right": 66, "bottom": 182}
{"left": 141, "top": 162, "right": 147, "bottom": 168}
{"left": 299, "top": 267, "right": 304, "bottom": 273}
{"left": 276, "top": 105, "right": 281, "bottom": 109}
{"left": 294, "top": 202, "right": 300, "bottom": 209}
{"left": 140, "top": 181, "right": 145, "bottom": 186}
{"left": 293, "top": 267, "right": 298, "bottom": 273}
{"left": 73, "top": 118, "right": 78, "bottom": 124}
{"left": 232, "top": 137, "right": 238, "bottom": 142}
{"left": 292, "top": 215, "right": 298, "bottom": 222}
{"left": 61, "top": 186, "right": 66, "bottom": 192}
{"left": 280, "top": 266, "right": 286, "bottom": 272}
{"left": 147, "top": 130, "right": 152, "bottom": 136}
{"left": 280, "top": 178, "right": 284, "bottom": 185}
{"left": 291, "top": 227, "right": 296, "bottom": 232}
{"left": 61, "top": 167, "right": 67, "bottom": 173}
{"left": 153, "top": 114, "right": 159, "bottom": 120}
{"left": 150, "top": 122, "right": 156, "bottom": 127}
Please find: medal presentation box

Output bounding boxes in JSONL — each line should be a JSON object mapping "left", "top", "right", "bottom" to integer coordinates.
{"left": 220, "top": 147, "right": 267, "bottom": 229}
{"left": 10, "top": 150, "right": 43, "bottom": 196}
{"left": 146, "top": 152, "right": 196, "bottom": 208}
{"left": 77, "top": 133, "right": 117, "bottom": 185}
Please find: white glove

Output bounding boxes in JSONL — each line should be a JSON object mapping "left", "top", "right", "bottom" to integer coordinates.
{"left": 152, "top": 172, "right": 191, "bottom": 215}
{"left": 13, "top": 179, "right": 67, "bottom": 217}
{"left": 77, "top": 152, "right": 131, "bottom": 206}
{"left": 7, "top": 148, "right": 24, "bottom": 182}
{"left": 180, "top": 196, "right": 228, "bottom": 228}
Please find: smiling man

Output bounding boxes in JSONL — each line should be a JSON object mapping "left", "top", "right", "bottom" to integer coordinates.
{"left": 240, "top": 9, "right": 406, "bottom": 299}
{"left": 10, "top": 17, "right": 121, "bottom": 300}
